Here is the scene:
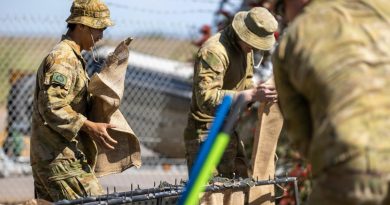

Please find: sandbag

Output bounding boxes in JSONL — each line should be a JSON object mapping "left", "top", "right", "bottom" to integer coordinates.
{"left": 249, "top": 78, "right": 283, "bottom": 205}
{"left": 87, "top": 38, "right": 141, "bottom": 177}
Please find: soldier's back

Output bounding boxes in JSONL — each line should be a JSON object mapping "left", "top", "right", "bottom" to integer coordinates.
{"left": 281, "top": 0, "right": 390, "bottom": 174}
{"left": 277, "top": 0, "right": 390, "bottom": 204}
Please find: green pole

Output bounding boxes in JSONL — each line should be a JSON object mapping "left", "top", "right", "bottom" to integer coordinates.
{"left": 185, "top": 132, "right": 230, "bottom": 205}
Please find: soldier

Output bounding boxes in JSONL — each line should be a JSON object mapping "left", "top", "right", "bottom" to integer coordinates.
{"left": 184, "top": 7, "right": 278, "bottom": 178}
{"left": 273, "top": 0, "right": 390, "bottom": 204}
{"left": 31, "top": 0, "right": 116, "bottom": 201}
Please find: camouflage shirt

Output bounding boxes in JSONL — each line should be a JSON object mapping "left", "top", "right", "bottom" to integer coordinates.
{"left": 186, "top": 25, "right": 254, "bottom": 138}
{"left": 31, "top": 35, "right": 91, "bottom": 166}
{"left": 273, "top": 0, "right": 390, "bottom": 175}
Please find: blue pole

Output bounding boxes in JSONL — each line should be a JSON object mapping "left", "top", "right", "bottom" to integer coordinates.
{"left": 178, "top": 95, "right": 233, "bottom": 205}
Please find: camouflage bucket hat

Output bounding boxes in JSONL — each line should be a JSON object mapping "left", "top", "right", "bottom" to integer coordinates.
{"left": 66, "top": 0, "right": 114, "bottom": 29}
{"left": 232, "top": 7, "right": 278, "bottom": 50}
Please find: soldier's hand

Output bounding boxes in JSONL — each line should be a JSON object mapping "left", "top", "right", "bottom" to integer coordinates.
{"left": 237, "top": 85, "right": 278, "bottom": 104}
{"left": 82, "top": 120, "right": 118, "bottom": 150}
{"left": 255, "top": 84, "right": 278, "bottom": 103}
{"left": 237, "top": 89, "right": 258, "bottom": 104}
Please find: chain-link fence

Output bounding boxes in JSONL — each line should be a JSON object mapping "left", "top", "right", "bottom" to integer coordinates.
{"left": 0, "top": 1, "right": 310, "bottom": 204}
{"left": 0, "top": 10, "right": 204, "bottom": 202}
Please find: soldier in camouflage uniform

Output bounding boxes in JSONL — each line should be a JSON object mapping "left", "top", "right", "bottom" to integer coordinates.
{"left": 184, "top": 7, "right": 278, "bottom": 178}
{"left": 273, "top": 0, "right": 390, "bottom": 204}
{"left": 31, "top": 0, "right": 116, "bottom": 201}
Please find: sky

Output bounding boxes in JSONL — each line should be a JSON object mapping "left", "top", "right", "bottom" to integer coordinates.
{"left": 0, "top": 0, "right": 242, "bottom": 39}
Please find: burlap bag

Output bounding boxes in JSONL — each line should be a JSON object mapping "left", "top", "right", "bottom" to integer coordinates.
{"left": 200, "top": 189, "right": 246, "bottom": 205}
{"left": 87, "top": 38, "right": 141, "bottom": 177}
{"left": 249, "top": 78, "right": 283, "bottom": 205}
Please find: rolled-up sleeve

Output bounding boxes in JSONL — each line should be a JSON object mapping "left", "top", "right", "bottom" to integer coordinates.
{"left": 38, "top": 56, "right": 87, "bottom": 141}
{"left": 194, "top": 50, "right": 236, "bottom": 116}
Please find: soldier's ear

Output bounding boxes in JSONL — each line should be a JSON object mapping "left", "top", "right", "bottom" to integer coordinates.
{"left": 81, "top": 24, "right": 88, "bottom": 31}
{"left": 73, "top": 24, "right": 83, "bottom": 32}
{"left": 75, "top": 24, "right": 87, "bottom": 32}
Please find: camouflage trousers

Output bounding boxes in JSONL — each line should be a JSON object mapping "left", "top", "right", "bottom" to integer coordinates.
{"left": 32, "top": 159, "right": 104, "bottom": 202}
{"left": 308, "top": 153, "right": 390, "bottom": 205}
{"left": 184, "top": 128, "right": 251, "bottom": 178}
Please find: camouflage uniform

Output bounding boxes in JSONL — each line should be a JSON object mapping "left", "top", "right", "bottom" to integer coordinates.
{"left": 31, "top": 35, "right": 103, "bottom": 201}
{"left": 31, "top": 35, "right": 101, "bottom": 201}
{"left": 184, "top": 25, "right": 255, "bottom": 178}
{"left": 273, "top": 0, "right": 390, "bottom": 204}
{"left": 31, "top": 0, "right": 113, "bottom": 201}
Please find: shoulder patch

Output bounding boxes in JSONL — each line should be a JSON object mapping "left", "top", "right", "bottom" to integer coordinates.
{"left": 204, "top": 53, "right": 221, "bottom": 68}
{"left": 200, "top": 50, "right": 224, "bottom": 73}
{"left": 51, "top": 72, "right": 67, "bottom": 86}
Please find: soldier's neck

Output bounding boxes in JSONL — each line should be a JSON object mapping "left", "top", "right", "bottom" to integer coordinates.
{"left": 66, "top": 30, "right": 83, "bottom": 53}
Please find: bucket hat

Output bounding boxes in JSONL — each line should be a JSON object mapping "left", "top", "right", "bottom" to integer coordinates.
{"left": 66, "top": 0, "right": 114, "bottom": 29}
{"left": 232, "top": 7, "right": 278, "bottom": 50}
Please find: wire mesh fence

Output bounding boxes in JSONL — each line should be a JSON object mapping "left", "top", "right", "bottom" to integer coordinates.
{"left": 0, "top": 2, "right": 310, "bottom": 204}
{"left": 0, "top": 14, "right": 199, "bottom": 154}
{"left": 0, "top": 12, "right": 202, "bottom": 203}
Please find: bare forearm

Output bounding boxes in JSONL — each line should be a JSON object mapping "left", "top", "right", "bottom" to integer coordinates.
{"left": 81, "top": 120, "right": 118, "bottom": 150}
